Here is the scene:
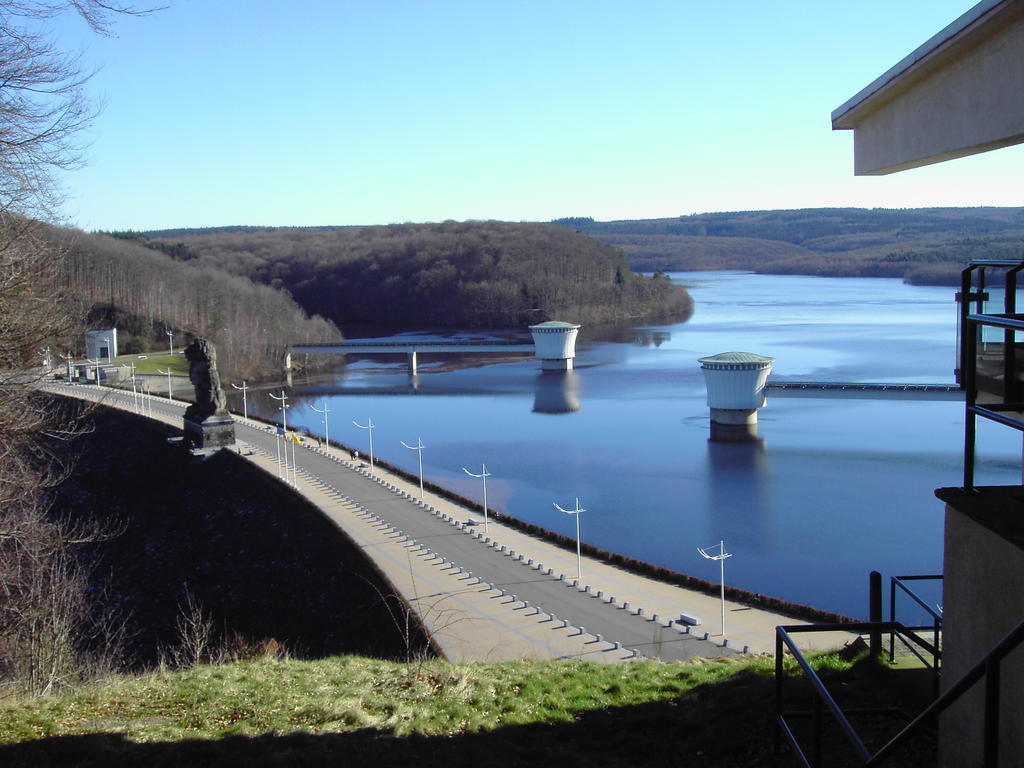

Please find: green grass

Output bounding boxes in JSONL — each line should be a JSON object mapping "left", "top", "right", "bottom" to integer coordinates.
{"left": 0, "top": 655, "right": 759, "bottom": 744}
{"left": 111, "top": 352, "right": 188, "bottom": 376}
{"left": 0, "top": 653, "right": 937, "bottom": 767}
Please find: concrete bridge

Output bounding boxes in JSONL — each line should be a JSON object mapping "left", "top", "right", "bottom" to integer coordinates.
{"left": 42, "top": 379, "right": 850, "bottom": 662}
{"left": 286, "top": 321, "right": 581, "bottom": 374}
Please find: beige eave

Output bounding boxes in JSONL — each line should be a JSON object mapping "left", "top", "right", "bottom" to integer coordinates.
{"left": 832, "top": 0, "right": 1024, "bottom": 175}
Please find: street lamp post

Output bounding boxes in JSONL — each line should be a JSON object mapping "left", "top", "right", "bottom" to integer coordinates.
{"left": 269, "top": 390, "right": 295, "bottom": 487}
{"left": 166, "top": 328, "right": 174, "bottom": 354}
{"left": 462, "top": 463, "right": 491, "bottom": 534}
{"left": 60, "top": 351, "right": 74, "bottom": 380}
{"left": 553, "top": 497, "right": 586, "bottom": 580}
{"left": 120, "top": 362, "right": 138, "bottom": 412}
{"left": 157, "top": 367, "right": 174, "bottom": 401}
{"left": 353, "top": 418, "right": 375, "bottom": 472}
{"left": 310, "top": 401, "right": 330, "bottom": 446}
{"left": 697, "top": 540, "right": 733, "bottom": 637}
{"left": 231, "top": 380, "right": 249, "bottom": 420}
{"left": 401, "top": 437, "right": 425, "bottom": 499}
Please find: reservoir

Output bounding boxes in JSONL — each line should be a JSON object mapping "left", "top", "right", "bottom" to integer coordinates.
{"left": 240, "top": 272, "right": 1020, "bottom": 619}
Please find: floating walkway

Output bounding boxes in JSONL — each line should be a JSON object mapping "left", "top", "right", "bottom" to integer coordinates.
{"left": 766, "top": 381, "right": 963, "bottom": 400}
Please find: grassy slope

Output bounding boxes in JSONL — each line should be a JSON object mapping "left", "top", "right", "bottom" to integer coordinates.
{"left": 0, "top": 654, "right": 938, "bottom": 767}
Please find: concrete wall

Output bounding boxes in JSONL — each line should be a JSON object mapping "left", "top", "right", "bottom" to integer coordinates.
{"left": 836, "top": 1, "right": 1024, "bottom": 174}
{"left": 940, "top": 499, "right": 1024, "bottom": 766}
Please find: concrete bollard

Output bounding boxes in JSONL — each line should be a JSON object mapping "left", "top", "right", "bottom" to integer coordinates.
{"left": 614, "top": 641, "right": 622, "bottom": 650}
{"left": 622, "top": 601, "right": 629, "bottom": 610}
{"left": 651, "top": 613, "right": 658, "bottom": 622}
{"left": 667, "top": 620, "right": 675, "bottom": 628}
{"left": 527, "top": 558, "right": 533, "bottom": 565}
{"left": 637, "top": 608, "right": 644, "bottom": 617}
{"left": 595, "top": 634, "right": 602, "bottom": 643}
{"left": 743, "top": 645, "right": 750, "bottom": 654}
{"left": 702, "top": 632, "right": 710, "bottom": 641}
{"left": 578, "top": 626, "right": 585, "bottom": 636}
{"left": 559, "top": 573, "right": 565, "bottom": 581}
{"left": 609, "top": 596, "right": 615, "bottom": 604}
{"left": 722, "top": 638, "right": 729, "bottom": 648}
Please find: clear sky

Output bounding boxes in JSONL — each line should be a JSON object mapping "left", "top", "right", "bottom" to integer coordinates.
{"left": 51, "top": 0, "right": 1024, "bottom": 231}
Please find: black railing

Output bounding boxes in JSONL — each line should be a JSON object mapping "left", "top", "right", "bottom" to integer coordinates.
{"left": 775, "top": 616, "right": 1024, "bottom": 767}
{"left": 889, "top": 574, "right": 942, "bottom": 695}
{"left": 774, "top": 621, "right": 939, "bottom": 767}
{"left": 963, "top": 312, "right": 1024, "bottom": 487}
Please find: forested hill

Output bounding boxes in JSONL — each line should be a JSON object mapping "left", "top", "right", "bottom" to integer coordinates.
{"left": 54, "top": 226, "right": 342, "bottom": 378}
{"left": 143, "top": 221, "right": 692, "bottom": 330}
{"left": 551, "top": 207, "right": 1024, "bottom": 285}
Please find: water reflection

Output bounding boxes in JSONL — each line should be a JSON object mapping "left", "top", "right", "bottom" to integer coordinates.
{"left": 532, "top": 371, "right": 581, "bottom": 414}
{"left": 705, "top": 433, "right": 771, "bottom": 552}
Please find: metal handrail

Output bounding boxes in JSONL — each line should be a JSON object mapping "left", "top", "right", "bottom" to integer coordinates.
{"left": 962, "top": 310, "right": 1024, "bottom": 486}
{"left": 966, "top": 312, "right": 1024, "bottom": 332}
{"left": 775, "top": 617, "right": 1024, "bottom": 767}
{"left": 889, "top": 575, "right": 942, "bottom": 682}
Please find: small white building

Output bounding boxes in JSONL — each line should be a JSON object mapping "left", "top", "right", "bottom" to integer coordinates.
{"left": 85, "top": 328, "right": 118, "bottom": 361}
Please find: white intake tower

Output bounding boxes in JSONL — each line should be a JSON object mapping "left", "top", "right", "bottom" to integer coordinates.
{"left": 698, "top": 351, "right": 774, "bottom": 438}
{"left": 529, "top": 321, "right": 581, "bottom": 372}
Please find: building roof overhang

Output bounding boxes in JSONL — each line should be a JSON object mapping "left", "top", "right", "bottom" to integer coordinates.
{"left": 832, "top": 0, "right": 1024, "bottom": 174}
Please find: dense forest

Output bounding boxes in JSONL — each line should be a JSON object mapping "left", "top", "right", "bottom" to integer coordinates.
{"left": 142, "top": 221, "right": 693, "bottom": 330}
{"left": 552, "top": 207, "right": 1024, "bottom": 284}
{"left": 52, "top": 226, "right": 342, "bottom": 379}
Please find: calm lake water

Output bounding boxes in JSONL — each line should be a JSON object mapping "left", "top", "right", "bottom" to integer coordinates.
{"left": 239, "top": 272, "right": 1021, "bottom": 619}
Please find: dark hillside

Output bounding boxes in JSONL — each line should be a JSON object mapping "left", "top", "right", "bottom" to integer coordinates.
{"left": 145, "top": 221, "right": 693, "bottom": 330}
{"left": 47, "top": 405, "right": 428, "bottom": 666}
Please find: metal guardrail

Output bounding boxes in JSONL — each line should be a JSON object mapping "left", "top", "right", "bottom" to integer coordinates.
{"left": 775, "top": 616, "right": 1024, "bottom": 767}
{"left": 774, "top": 621, "right": 919, "bottom": 767}
{"left": 962, "top": 312, "right": 1024, "bottom": 487}
{"left": 889, "top": 575, "right": 942, "bottom": 689}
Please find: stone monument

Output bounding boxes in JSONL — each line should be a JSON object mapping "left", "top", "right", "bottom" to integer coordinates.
{"left": 183, "top": 337, "right": 235, "bottom": 449}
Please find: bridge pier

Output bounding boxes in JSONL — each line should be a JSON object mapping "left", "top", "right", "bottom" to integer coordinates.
{"left": 408, "top": 350, "right": 417, "bottom": 374}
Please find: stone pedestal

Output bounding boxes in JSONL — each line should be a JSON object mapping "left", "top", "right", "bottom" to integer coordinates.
{"left": 183, "top": 413, "right": 236, "bottom": 450}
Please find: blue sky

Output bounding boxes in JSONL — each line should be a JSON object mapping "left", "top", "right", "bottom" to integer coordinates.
{"left": 52, "top": 0, "right": 1024, "bottom": 230}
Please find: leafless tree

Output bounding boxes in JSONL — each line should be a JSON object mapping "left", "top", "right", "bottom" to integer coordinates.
{"left": 0, "top": 0, "right": 156, "bottom": 696}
